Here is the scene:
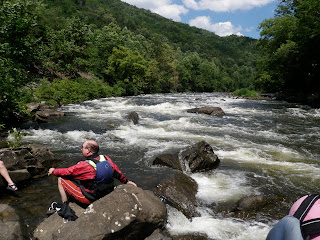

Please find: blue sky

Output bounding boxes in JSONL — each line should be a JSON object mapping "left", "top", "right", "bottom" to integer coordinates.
{"left": 120, "top": 0, "right": 278, "bottom": 39}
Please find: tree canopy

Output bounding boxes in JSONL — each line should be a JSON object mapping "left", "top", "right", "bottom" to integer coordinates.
{"left": 256, "top": 0, "right": 320, "bottom": 105}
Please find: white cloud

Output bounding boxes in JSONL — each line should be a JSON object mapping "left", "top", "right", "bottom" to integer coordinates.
{"left": 121, "top": 0, "right": 188, "bottom": 21}
{"left": 182, "top": 0, "right": 274, "bottom": 12}
{"left": 154, "top": 4, "right": 189, "bottom": 21}
{"left": 189, "top": 16, "right": 243, "bottom": 37}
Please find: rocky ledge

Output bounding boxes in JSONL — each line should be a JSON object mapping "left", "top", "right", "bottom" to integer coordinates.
{"left": 0, "top": 144, "right": 56, "bottom": 189}
{"left": 34, "top": 185, "right": 167, "bottom": 240}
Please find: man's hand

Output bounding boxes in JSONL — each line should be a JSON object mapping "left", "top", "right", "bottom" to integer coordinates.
{"left": 48, "top": 168, "right": 55, "bottom": 176}
{"left": 127, "top": 180, "right": 137, "bottom": 187}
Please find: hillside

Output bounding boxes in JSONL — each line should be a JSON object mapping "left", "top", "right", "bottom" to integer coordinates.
{"left": 41, "top": 0, "right": 259, "bottom": 64}
{"left": 1, "top": 0, "right": 261, "bottom": 124}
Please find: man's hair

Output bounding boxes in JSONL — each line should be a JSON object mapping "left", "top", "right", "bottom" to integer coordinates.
{"left": 86, "top": 140, "right": 99, "bottom": 153}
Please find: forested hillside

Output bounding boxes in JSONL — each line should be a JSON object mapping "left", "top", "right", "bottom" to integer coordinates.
{"left": 1, "top": 0, "right": 261, "bottom": 125}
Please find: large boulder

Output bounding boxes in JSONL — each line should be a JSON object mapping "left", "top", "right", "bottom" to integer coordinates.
{"left": 187, "top": 107, "right": 225, "bottom": 116}
{"left": 155, "top": 171, "right": 198, "bottom": 219}
{"left": 33, "top": 185, "right": 167, "bottom": 240}
{"left": 0, "top": 204, "right": 23, "bottom": 240}
{"left": 180, "top": 141, "right": 220, "bottom": 173}
{"left": 34, "top": 109, "right": 65, "bottom": 123}
{"left": 26, "top": 102, "right": 65, "bottom": 123}
{"left": 152, "top": 141, "right": 220, "bottom": 173}
{"left": 229, "top": 195, "right": 290, "bottom": 220}
{"left": 0, "top": 144, "right": 56, "bottom": 189}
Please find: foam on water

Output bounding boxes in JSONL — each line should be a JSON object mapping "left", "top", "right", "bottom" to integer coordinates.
{"left": 21, "top": 129, "right": 98, "bottom": 150}
{"left": 166, "top": 206, "right": 271, "bottom": 240}
{"left": 191, "top": 171, "right": 258, "bottom": 204}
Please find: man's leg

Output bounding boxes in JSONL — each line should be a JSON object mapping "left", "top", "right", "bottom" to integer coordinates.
{"left": 57, "top": 177, "right": 68, "bottom": 202}
{"left": 0, "top": 161, "right": 17, "bottom": 189}
{"left": 58, "top": 177, "right": 93, "bottom": 205}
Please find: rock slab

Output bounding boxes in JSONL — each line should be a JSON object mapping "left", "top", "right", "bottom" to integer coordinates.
{"left": 34, "top": 185, "right": 167, "bottom": 240}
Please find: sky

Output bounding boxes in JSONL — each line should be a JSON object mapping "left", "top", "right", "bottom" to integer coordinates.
{"left": 120, "top": 0, "right": 279, "bottom": 39}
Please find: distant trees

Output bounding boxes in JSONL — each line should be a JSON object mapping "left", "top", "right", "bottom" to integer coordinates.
{"left": 256, "top": 0, "right": 320, "bottom": 104}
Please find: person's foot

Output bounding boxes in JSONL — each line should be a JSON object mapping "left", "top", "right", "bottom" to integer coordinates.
{"left": 7, "top": 184, "right": 18, "bottom": 191}
{"left": 46, "top": 202, "right": 62, "bottom": 216}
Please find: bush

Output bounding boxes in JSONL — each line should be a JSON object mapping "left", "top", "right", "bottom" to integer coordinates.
{"left": 233, "top": 88, "right": 259, "bottom": 98}
{"left": 34, "top": 78, "right": 114, "bottom": 105}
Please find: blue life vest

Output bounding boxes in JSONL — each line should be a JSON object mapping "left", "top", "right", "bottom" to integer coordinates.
{"left": 86, "top": 155, "right": 113, "bottom": 184}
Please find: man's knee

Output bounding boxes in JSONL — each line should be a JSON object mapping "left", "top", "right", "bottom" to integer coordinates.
{"left": 0, "top": 160, "right": 4, "bottom": 167}
{"left": 58, "top": 177, "right": 63, "bottom": 185}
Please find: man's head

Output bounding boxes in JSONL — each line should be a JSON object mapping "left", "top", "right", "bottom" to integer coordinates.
{"left": 81, "top": 140, "right": 99, "bottom": 157}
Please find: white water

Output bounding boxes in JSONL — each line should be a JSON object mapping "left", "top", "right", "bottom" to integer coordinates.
{"left": 13, "top": 93, "right": 320, "bottom": 239}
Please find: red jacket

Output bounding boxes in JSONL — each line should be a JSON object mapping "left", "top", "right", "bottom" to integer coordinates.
{"left": 52, "top": 154, "right": 128, "bottom": 184}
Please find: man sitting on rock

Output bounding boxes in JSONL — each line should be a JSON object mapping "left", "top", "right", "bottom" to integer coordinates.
{"left": 48, "top": 140, "right": 137, "bottom": 207}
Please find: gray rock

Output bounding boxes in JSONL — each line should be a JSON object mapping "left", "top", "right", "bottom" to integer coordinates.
{"left": 180, "top": 141, "right": 220, "bottom": 173}
{"left": 172, "top": 234, "right": 208, "bottom": 240}
{"left": 34, "top": 109, "right": 65, "bottom": 123}
{"left": 152, "top": 141, "right": 220, "bottom": 173}
{"left": 0, "top": 204, "right": 23, "bottom": 240}
{"left": 0, "top": 144, "right": 56, "bottom": 189}
{"left": 34, "top": 185, "right": 167, "bottom": 240}
{"left": 187, "top": 107, "right": 225, "bottom": 116}
{"left": 153, "top": 154, "right": 182, "bottom": 171}
{"left": 127, "top": 111, "right": 139, "bottom": 125}
{"left": 26, "top": 102, "right": 41, "bottom": 113}
{"left": 155, "top": 171, "right": 198, "bottom": 219}
{"left": 145, "top": 229, "right": 172, "bottom": 240}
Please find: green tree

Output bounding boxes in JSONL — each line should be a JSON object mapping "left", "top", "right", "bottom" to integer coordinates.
{"left": 41, "top": 17, "right": 90, "bottom": 76}
{"left": 257, "top": 0, "right": 320, "bottom": 103}
{"left": 149, "top": 35, "right": 179, "bottom": 93}
{"left": 88, "top": 23, "right": 124, "bottom": 79}
{"left": 0, "top": 0, "right": 42, "bottom": 124}
{"left": 105, "top": 46, "right": 151, "bottom": 95}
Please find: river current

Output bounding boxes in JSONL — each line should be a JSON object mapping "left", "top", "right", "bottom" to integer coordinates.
{"left": 1, "top": 92, "right": 320, "bottom": 239}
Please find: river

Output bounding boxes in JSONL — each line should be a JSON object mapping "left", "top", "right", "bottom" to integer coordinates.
{"left": 1, "top": 92, "right": 320, "bottom": 239}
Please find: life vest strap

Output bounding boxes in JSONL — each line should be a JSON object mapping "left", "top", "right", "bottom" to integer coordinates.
{"left": 301, "top": 218, "right": 320, "bottom": 236}
{"left": 293, "top": 194, "right": 320, "bottom": 221}
{"left": 86, "top": 155, "right": 107, "bottom": 170}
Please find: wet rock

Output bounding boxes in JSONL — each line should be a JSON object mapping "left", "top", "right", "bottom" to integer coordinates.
{"left": 180, "top": 141, "right": 220, "bottom": 173}
{"left": 172, "top": 234, "right": 208, "bottom": 240}
{"left": 187, "top": 107, "right": 225, "bottom": 116}
{"left": 153, "top": 154, "right": 182, "bottom": 171}
{"left": 153, "top": 141, "right": 219, "bottom": 173}
{"left": 235, "top": 195, "right": 266, "bottom": 211}
{"left": 26, "top": 102, "right": 65, "bottom": 123}
{"left": 26, "top": 102, "right": 41, "bottom": 113}
{"left": 33, "top": 185, "right": 167, "bottom": 240}
{"left": 222, "top": 195, "right": 290, "bottom": 220}
{"left": 0, "top": 204, "right": 23, "bottom": 240}
{"left": 145, "top": 228, "right": 172, "bottom": 240}
{"left": 34, "top": 109, "right": 65, "bottom": 123}
{"left": 155, "top": 171, "right": 198, "bottom": 219}
{"left": 0, "top": 144, "right": 56, "bottom": 190}
{"left": 127, "top": 111, "right": 139, "bottom": 125}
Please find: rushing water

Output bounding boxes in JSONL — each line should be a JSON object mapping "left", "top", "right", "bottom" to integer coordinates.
{"left": 1, "top": 92, "right": 320, "bottom": 239}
